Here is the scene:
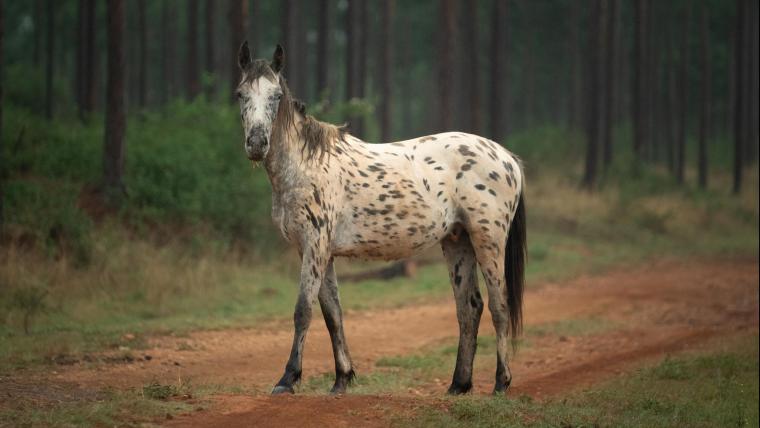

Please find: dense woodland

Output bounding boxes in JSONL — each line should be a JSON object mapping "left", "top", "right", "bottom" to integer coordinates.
{"left": 0, "top": 0, "right": 758, "bottom": 240}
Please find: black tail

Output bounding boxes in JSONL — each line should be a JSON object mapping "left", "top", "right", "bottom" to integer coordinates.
{"left": 505, "top": 190, "right": 526, "bottom": 341}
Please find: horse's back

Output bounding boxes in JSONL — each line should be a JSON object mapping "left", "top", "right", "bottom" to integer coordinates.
{"left": 330, "top": 132, "right": 522, "bottom": 260}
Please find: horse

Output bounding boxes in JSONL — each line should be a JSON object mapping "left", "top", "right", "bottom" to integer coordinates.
{"left": 235, "top": 42, "right": 526, "bottom": 395}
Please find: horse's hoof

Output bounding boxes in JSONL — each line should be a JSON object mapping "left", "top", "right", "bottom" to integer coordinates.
{"left": 271, "top": 385, "right": 295, "bottom": 395}
{"left": 447, "top": 381, "right": 473, "bottom": 395}
{"left": 492, "top": 380, "right": 511, "bottom": 395}
{"left": 329, "top": 385, "right": 346, "bottom": 395}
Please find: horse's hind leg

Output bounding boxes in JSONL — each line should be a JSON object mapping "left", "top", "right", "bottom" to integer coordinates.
{"left": 442, "top": 230, "right": 484, "bottom": 394}
{"left": 470, "top": 232, "right": 512, "bottom": 394}
{"left": 318, "top": 260, "right": 355, "bottom": 394}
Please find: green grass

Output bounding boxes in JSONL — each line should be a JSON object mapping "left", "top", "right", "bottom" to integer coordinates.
{"left": 1, "top": 102, "right": 758, "bottom": 373}
{"left": 403, "top": 334, "right": 759, "bottom": 428}
{"left": 0, "top": 388, "right": 195, "bottom": 428}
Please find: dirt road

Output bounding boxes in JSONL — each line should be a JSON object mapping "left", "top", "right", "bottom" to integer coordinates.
{"left": 12, "top": 257, "right": 760, "bottom": 426}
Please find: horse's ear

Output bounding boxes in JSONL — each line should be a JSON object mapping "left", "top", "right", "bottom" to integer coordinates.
{"left": 238, "top": 41, "right": 252, "bottom": 70}
{"left": 271, "top": 44, "right": 284, "bottom": 73}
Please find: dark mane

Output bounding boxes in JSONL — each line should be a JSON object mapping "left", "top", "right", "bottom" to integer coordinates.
{"left": 272, "top": 79, "right": 347, "bottom": 163}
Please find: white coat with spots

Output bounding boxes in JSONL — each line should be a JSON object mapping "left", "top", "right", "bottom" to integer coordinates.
{"left": 236, "top": 43, "right": 526, "bottom": 395}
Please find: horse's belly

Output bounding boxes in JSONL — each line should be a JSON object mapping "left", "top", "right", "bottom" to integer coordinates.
{"left": 331, "top": 209, "right": 452, "bottom": 260}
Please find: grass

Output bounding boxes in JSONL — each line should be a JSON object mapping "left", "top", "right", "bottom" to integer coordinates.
{"left": 402, "top": 334, "right": 759, "bottom": 428}
{"left": 1, "top": 101, "right": 758, "bottom": 373}
{"left": 299, "top": 316, "right": 618, "bottom": 395}
{"left": 0, "top": 388, "right": 195, "bottom": 428}
{"left": 1, "top": 161, "right": 757, "bottom": 371}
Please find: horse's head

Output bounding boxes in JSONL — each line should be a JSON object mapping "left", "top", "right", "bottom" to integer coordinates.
{"left": 236, "top": 42, "right": 286, "bottom": 162}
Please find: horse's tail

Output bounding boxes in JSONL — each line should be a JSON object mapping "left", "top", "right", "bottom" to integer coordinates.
{"left": 505, "top": 173, "right": 526, "bottom": 345}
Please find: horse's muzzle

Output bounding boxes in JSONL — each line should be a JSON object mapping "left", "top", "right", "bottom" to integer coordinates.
{"left": 245, "top": 134, "right": 268, "bottom": 161}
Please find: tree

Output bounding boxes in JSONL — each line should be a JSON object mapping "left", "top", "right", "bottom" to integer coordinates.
{"left": 249, "top": 0, "right": 259, "bottom": 55}
{"left": 82, "top": 0, "right": 97, "bottom": 115}
{"left": 137, "top": 0, "right": 147, "bottom": 107}
{"left": 732, "top": 0, "right": 746, "bottom": 194}
{"left": 675, "top": 2, "right": 690, "bottom": 184}
{"left": 0, "top": 0, "right": 4, "bottom": 225}
{"left": 747, "top": 0, "right": 759, "bottom": 163}
{"left": 582, "top": 0, "right": 603, "bottom": 189}
{"left": 316, "top": 0, "right": 329, "bottom": 99}
{"left": 204, "top": 0, "right": 215, "bottom": 100}
{"left": 568, "top": 2, "right": 583, "bottom": 131}
{"left": 437, "top": 0, "right": 456, "bottom": 131}
{"left": 161, "top": 0, "right": 176, "bottom": 104}
{"left": 187, "top": 0, "right": 200, "bottom": 99}
{"left": 632, "top": 0, "right": 647, "bottom": 167}
{"left": 698, "top": 3, "right": 710, "bottom": 189}
{"left": 45, "top": 0, "right": 55, "bottom": 119}
{"left": 602, "top": 0, "right": 617, "bottom": 169}
{"left": 378, "top": 0, "right": 394, "bottom": 142}
{"left": 345, "top": 0, "right": 357, "bottom": 128}
{"left": 281, "top": 0, "right": 296, "bottom": 92}
{"left": 462, "top": 0, "right": 481, "bottom": 133}
{"left": 228, "top": 0, "right": 247, "bottom": 102}
{"left": 489, "top": 0, "right": 506, "bottom": 141}
{"left": 34, "top": 0, "right": 41, "bottom": 65}
{"left": 103, "top": 0, "right": 127, "bottom": 197}
{"left": 355, "top": 0, "right": 368, "bottom": 136}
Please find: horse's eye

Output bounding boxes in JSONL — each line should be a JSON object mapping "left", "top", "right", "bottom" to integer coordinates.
{"left": 275, "top": 93, "right": 283, "bottom": 100}
{"left": 236, "top": 91, "right": 244, "bottom": 99}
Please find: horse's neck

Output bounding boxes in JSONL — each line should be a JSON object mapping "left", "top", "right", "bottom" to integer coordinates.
{"left": 264, "top": 124, "right": 308, "bottom": 193}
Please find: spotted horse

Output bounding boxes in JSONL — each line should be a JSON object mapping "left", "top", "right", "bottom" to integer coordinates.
{"left": 235, "top": 42, "right": 526, "bottom": 395}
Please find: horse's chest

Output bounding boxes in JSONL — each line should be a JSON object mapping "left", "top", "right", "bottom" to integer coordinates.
{"left": 271, "top": 199, "right": 295, "bottom": 243}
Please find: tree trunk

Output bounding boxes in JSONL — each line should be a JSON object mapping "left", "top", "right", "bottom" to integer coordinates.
{"left": 75, "top": 0, "right": 85, "bottom": 120}
{"left": 104, "top": 0, "right": 126, "bottom": 197}
{"left": 666, "top": 29, "right": 677, "bottom": 173}
{"left": 82, "top": 0, "right": 97, "bottom": 115}
{"left": 187, "top": 0, "right": 200, "bottom": 99}
{"left": 0, "top": 0, "right": 4, "bottom": 225}
{"left": 461, "top": 0, "right": 480, "bottom": 134}
{"left": 568, "top": 2, "right": 582, "bottom": 130}
{"left": 280, "top": 0, "right": 297, "bottom": 94}
{"left": 582, "top": 0, "right": 602, "bottom": 189}
{"left": 602, "top": 0, "right": 616, "bottom": 169}
{"left": 161, "top": 0, "right": 176, "bottom": 104}
{"left": 747, "top": 0, "right": 758, "bottom": 163}
{"left": 438, "top": 0, "right": 456, "bottom": 131}
{"left": 675, "top": 2, "right": 690, "bottom": 184}
{"left": 34, "top": 0, "right": 42, "bottom": 65}
{"left": 346, "top": 0, "right": 356, "bottom": 104}
{"left": 45, "top": 0, "right": 54, "bottom": 119}
{"left": 249, "top": 0, "right": 259, "bottom": 55}
{"left": 228, "top": 0, "right": 247, "bottom": 102}
{"left": 733, "top": 0, "right": 745, "bottom": 194}
{"left": 400, "top": 10, "right": 412, "bottom": 137}
{"left": 632, "top": 0, "right": 646, "bottom": 168}
{"left": 352, "top": 0, "right": 368, "bottom": 137}
{"left": 137, "top": 0, "right": 147, "bottom": 107}
{"left": 295, "top": 3, "right": 308, "bottom": 99}
{"left": 378, "top": 0, "right": 394, "bottom": 142}
{"left": 204, "top": 0, "right": 215, "bottom": 101}
{"left": 489, "top": 0, "right": 506, "bottom": 141}
{"left": 698, "top": 3, "right": 710, "bottom": 189}
{"left": 316, "top": 0, "right": 329, "bottom": 99}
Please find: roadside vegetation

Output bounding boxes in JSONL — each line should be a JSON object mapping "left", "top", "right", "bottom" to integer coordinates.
{"left": 404, "top": 334, "right": 759, "bottom": 428}
{"left": 1, "top": 99, "right": 758, "bottom": 373}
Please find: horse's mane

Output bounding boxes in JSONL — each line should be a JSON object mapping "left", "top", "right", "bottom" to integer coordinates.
{"left": 272, "top": 78, "right": 346, "bottom": 163}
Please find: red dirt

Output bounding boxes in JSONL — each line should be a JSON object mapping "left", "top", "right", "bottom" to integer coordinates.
{"left": 6, "top": 257, "right": 759, "bottom": 427}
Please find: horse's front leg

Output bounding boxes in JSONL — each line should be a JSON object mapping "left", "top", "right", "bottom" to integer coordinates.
{"left": 272, "top": 245, "right": 330, "bottom": 394}
{"left": 319, "top": 260, "right": 355, "bottom": 394}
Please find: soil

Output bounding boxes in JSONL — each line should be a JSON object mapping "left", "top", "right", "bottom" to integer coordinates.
{"left": 2, "top": 257, "right": 758, "bottom": 427}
